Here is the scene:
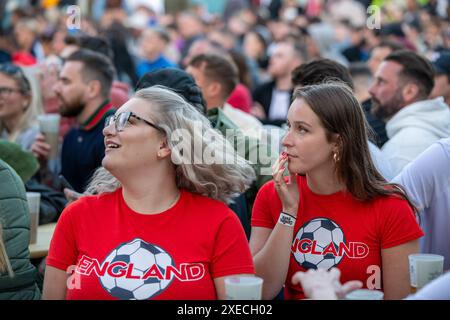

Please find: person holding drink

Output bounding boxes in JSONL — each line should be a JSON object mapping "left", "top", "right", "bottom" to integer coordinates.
{"left": 31, "top": 49, "right": 116, "bottom": 193}
{"left": 249, "top": 83, "right": 424, "bottom": 300}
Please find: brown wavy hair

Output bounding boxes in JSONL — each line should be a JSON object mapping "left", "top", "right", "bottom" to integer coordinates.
{"left": 294, "top": 82, "right": 417, "bottom": 212}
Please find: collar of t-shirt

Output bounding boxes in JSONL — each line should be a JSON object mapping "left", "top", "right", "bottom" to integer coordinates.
{"left": 80, "top": 100, "right": 114, "bottom": 131}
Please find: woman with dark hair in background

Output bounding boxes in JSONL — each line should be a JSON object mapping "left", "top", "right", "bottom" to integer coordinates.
{"left": 250, "top": 83, "right": 423, "bottom": 300}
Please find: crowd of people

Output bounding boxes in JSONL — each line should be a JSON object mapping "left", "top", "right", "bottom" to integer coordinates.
{"left": 0, "top": 0, "right": 450, "bottom": 300}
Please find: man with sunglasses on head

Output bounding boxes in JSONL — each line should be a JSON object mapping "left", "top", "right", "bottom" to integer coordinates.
{"left": 32, "top": 49, "right": 116, "bottom": 194}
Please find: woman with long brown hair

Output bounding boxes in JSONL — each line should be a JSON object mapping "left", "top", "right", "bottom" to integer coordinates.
{"left": 250, "top": 83, "right": 423, "bottom": 300}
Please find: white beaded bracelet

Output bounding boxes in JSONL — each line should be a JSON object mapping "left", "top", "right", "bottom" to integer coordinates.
{"left": 278, "top": 212, "right": 296, "bottom": 227}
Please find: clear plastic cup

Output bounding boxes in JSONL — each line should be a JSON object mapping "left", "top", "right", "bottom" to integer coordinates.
{"left": 345, "top": 289, "right": 384, "bottom": 300}
{"left": 224, "top": 276, "right": 263, "bottom": 300}
{"left": 26, "top": 192, "right": 40, "bottom": 244}
{"left": 409, "top": 254, "right": 444, "bottom": 293}
{"left": 38, "top": 114, "right": 60, "bottom": 159}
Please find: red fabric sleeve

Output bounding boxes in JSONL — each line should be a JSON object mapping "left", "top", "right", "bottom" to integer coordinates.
{"left": 227, "top": 84, "right": 252, "bottom": 113}
{"left": 251, "top": 180, "right": 281, "bottom": 229}
{"left": 46, "top": 200, "right": 82, "bottom": 272}
{"left": 378, "top": 196, "right": 424, "bottom": 249}
{"left": 210, "top": 210, "right": 255, "bottom": 278}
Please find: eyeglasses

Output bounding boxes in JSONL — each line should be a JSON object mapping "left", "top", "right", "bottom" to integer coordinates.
{"left": 0, "top": 87, "right": 23, "bottom": 97}
{"left": 104, "top": 111, "right": 164, "bottom": 133}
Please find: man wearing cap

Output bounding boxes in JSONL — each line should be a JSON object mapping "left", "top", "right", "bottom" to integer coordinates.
{"left": 430, "top": 51, "right": 450, "bottom": 107}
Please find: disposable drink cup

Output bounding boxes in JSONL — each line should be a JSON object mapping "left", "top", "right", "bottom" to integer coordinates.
{"left": 409, "top": 254, "right": 444, "bottom": 293}
{"left": 38, "top": 114, "right": 60, "bottom": 159}
{"left": 345, "top": 289, "right": 384, "bottom": 300}
{"left": 224, "top": 276, "right": 263, "bottom": 300}
{"left": 26, "top": 192, "right": 40, "bottom": 244}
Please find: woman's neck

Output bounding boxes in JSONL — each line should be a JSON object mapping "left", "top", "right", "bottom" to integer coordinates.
{"left": 2, "top": 114, "right": 22, "bottom": 134}
{"left": 121, "top": 167, "right": 180, "bottom": 214}
{"left": 306, "top": 165, "right": 345, "bottom": 195}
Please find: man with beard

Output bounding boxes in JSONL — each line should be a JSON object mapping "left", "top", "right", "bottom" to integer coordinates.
{"left": 32, "top": 49, "right": 115, "bottom": 193}
{"left": 369, "top": 50, "right": 450, "bottom": 176}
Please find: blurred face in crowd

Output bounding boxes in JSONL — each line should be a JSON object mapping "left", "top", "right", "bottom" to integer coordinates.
{"left": 140, "top": 30, "right": 167, "bottom": 59}
{"left": 182, "top": 39, "right": 209, "bottom": 68}
{"left": 270, "top": 21, "right": 291, "bottom": 42}
{"left": 369, "top": 60, "right": 406, "bottom": 120}
{"left": 430, "top": 74, "right": 450, "bottom": 104}
{"left": 282, "top": 98, "right": 338, "bottom": 175}
{"left": 186, "top": 64, "right": 216, "bottom": 109}
{"left": 51, "top": 30, "right": 67, "bottom": 55}
{"left": 268, "top": 42, "right": 302, "bottom": 78}
{"left": 368, "top": 46, "right": 393, "bottom": 75}
{"left": 14, "top": 23, "right": 35, "bottom": 50}
{"left": 0, "top": 72, "right": 30, "bottom": 125}
{"left": 243, "top": 32, "right": 265, "bottom": 60}
{"left": 53, "top": 61, "right": 88, "bottom": 118}
{"left": 227, "top": 15, "right": 249, "bottom": 37}
{"left": 177, "top": 14, "right": 203, "bottom": 40}
{"left": 102, "top": 98, "right": 165, "bottom": 176}
{"left": 208, "top": 30, "right": 235, "bottom": 51}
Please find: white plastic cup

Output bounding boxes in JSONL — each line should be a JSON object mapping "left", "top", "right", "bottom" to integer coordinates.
{"left": 409, "top": 254, "right": 444, "bottom": 292}
{"left": 224, "top": 276, "right": 263, "bottom": 300}
{"left": 345, "top": 289, "right": 384, "bottom": 300}
{"left": 37, "top": 114, "right": 60, "bottom": 159}
{"left": 26, "top": 192, "right": 40, "bottom": 244}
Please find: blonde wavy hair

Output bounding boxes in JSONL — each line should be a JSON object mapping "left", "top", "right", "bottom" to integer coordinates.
{"left": 87, "top": 86, "right": 256, "bottom": 204}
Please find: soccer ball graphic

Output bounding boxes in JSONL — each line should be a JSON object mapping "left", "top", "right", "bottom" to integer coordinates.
{"left": 99, "top": 239, "right": 174, "bottom": 300}
{"left": 293, "top": 218, "right": 345, "bottom": 270}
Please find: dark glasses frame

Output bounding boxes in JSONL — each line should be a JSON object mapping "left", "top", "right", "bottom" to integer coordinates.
{"left": 105, "top": 111, "right": 164, "bottom": 133}
{"left": 0, "top": 86, "right": 25, "bottom": 96}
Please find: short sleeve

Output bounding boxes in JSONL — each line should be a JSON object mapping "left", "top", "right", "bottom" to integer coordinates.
{"left": 210, "top": 210, "right": 255, "bottom": 278}
{"left": 379, "top": 196, "right": 424, "bottom": 249}
{"left": 251, "top": 180, "right": 281, "bottom": 229}
{"left": 46, "top": 200, "right": 81, "bottom": 271}
{"left": 392, "top": 139, "right": 450, "bottom": 210}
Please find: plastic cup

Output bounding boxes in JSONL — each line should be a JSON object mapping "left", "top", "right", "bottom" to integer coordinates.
{"left": 26, "top": 192, "right": 40, "bottom": 244}
{"left": 224, "top": 276, "right": 263, "bottom": 300}
{"left": 38, "top": 114, "right": 60, "bottom": 159}
{"left": 345, "top": 289, "right": 384, "bottom": 300}
{"left": 409, "top": 254, "right": 444, "bottom": 293}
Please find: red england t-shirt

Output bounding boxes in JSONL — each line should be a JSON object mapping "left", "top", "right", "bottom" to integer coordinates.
{"left": 251, "top": 175, "right": 424, "bottom": 300}
{"left": 47, "top": 188, "right": 254, "bottom": 300}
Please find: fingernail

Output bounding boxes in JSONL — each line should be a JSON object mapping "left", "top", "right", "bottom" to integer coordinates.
{"left": 281, "top": 152, "right": 287, "bottom": 157}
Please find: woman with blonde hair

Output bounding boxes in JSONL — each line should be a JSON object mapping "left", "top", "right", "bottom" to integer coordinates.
{"left": 0, "top": 63, "right": 43, "bottom": 150}
{"left": 43, "top": 86, "right": 256, "bottom": 300}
